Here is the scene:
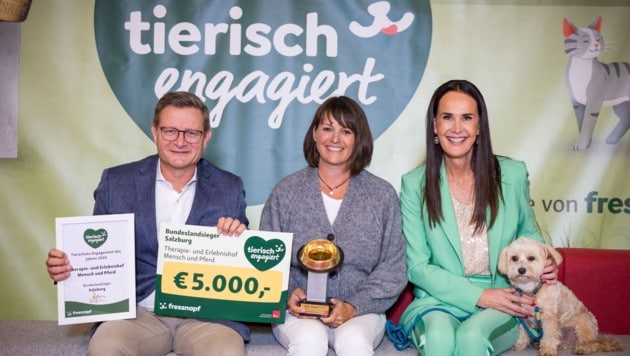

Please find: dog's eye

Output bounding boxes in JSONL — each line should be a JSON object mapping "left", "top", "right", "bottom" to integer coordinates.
{"left": 511, "top": 256, "right": 518, "bottom": 262}
{"left": 527, "top": 256, "right": 535, "bottom": 261}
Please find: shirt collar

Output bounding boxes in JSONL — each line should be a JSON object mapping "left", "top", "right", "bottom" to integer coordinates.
{"left": 156, "top": 160, "right": 198, "bottom": 188}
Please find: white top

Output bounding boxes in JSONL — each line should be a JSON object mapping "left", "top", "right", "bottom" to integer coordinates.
{"left": 451, "top": 192, "right": 490, "bottom": 276}
{"left": 138, "top": 161, "right": 197, "bottom": 311}
{"left": 321, "top": 192, "right": 342, "bottom": 225}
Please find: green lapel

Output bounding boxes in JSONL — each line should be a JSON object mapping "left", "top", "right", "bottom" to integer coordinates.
{"left": 438, "top": 164, "right": 464, "bottom": 268}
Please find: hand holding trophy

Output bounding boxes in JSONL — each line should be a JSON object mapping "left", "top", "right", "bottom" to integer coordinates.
{"left": 296, "top": 234, "right": 343, "bottom": 317}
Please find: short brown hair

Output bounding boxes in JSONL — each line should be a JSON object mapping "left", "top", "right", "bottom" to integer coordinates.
{"left": 152, "top": 91, "right": 210, "bottom": 132}
{"left": 303, "top": 96, "right": 373, "bottom": 175}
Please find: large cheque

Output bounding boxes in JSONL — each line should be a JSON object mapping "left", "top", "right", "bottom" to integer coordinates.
{"left": 154, "top": 223, "right": 293, "bottom": 323}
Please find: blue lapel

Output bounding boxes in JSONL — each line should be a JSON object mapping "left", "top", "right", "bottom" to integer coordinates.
{"left": 136, "top": 156, "right": 158, "bottom": 250}
{"left": 187, "top": 160, "right": 209, "bottom": 225}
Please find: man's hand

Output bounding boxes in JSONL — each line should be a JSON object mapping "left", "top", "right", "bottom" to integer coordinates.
{"left": 45, "top": 248, "right": 72, "bottom": 282}
{"left": 216, "top": 217, "right": 246, "bottom": 236}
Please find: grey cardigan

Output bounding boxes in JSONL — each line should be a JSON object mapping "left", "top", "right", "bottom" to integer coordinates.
{"left": 260, "top": 167, "right": 407, "bottom": 316}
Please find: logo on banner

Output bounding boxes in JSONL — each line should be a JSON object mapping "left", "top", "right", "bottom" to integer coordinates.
{"left": 94, "top": 0, "right": 432, "bottom": 204}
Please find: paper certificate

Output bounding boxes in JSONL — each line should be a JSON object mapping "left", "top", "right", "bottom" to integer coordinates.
{"left": 55, "top": 214, "right": 135, "bottom": 325}
{"left": 154, "top": 223, "right": 293, "bottom": 324}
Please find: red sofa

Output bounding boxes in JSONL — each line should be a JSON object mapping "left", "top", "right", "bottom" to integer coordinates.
{"left": 386, "top": 247, "right": 630, "bottom": 335}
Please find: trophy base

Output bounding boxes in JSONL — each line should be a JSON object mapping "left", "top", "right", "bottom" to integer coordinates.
{"left": 299, "top": 301, "right": 331, "bottom": 317}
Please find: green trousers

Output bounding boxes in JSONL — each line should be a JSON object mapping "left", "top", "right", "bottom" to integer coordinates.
{"left": 411, "top": 276, "right": 520, "bottom": 356}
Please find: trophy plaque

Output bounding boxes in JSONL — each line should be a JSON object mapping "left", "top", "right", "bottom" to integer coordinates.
{"left": 296, "top": 236, "right": 344, "bottom": 317}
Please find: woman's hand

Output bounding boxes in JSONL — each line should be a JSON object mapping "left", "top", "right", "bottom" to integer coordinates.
{"left": 541, "top": 256, "right": 559, "bottom": 285}
{"left": 320, "top": 299, "right": 356, "bottom": 327}
{"left": 45, "top": 248, "right": 72, "bottom": 282}
{"left": 477, "top": 288, "right": 535, "bottom": 318}
{"left": 287, "top": 288, "right": 317, "bottom": 319}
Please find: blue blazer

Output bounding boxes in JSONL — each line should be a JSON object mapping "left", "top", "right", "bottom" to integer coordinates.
{"left": 92, "top": 155, "right": 250, "bottom": 338}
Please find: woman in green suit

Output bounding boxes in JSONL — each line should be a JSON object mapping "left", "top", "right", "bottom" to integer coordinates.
{"left": 398, "top": 80, "right": 558, "bottom": 355}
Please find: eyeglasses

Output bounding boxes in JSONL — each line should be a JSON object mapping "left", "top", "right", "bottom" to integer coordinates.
{"left": 159, "top": 127, "right": 204, "bottom": 143}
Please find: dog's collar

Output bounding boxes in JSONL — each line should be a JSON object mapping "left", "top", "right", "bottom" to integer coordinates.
{"left": 514, "top": 278, "right": 544, "bottom": 297}
{"left": 514, "top": 279, "right": 545, "bottom": 341}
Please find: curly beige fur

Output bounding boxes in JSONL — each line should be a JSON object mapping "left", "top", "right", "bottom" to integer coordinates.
{"left": 498, "top": 237, "right": 623, "bottom": 356}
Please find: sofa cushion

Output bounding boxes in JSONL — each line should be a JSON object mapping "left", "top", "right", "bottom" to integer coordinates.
{"left": 556, "top": 247, "right": 630, "bottom": 334}
{"left": 386, "top": 247, "right": 630, "bottom": 336}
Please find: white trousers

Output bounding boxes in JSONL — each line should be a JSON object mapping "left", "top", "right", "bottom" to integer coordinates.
{"left": 272, "top": 312, "right": 386, "bottom": 356}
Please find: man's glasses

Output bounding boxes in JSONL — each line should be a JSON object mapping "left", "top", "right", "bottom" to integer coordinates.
{"left": 159, "top": 127, "right": 204, "bottom": 143}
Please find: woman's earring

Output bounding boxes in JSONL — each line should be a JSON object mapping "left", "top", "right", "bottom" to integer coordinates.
{"left": 433, "top": 135, "right": 439, "bottom": 144}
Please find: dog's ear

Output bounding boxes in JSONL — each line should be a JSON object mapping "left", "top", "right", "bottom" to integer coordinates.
{"left": 498, "top": 246, "right": 509, "bottom": 274}
{"left": 542, "top": 244, "right": 563, "bottom": 265}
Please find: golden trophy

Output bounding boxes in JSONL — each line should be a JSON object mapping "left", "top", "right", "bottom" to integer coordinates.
{"left": 296, "top": 235, "right": 344, "bottom": 317}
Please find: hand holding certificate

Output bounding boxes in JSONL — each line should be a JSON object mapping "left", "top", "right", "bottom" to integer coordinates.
{"left": 55, "top": 214, "right": 136, "bottom": 325}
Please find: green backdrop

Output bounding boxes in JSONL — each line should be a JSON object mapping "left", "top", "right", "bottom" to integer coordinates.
{"left": 1, "top": 0, "right": 628, "bottom": 320}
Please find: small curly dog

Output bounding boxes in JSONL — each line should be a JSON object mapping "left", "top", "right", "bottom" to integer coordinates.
{"left": 498, "top": 237, "right": 623, "bottom": 356}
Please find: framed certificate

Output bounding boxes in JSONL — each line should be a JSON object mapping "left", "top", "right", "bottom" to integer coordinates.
{"left": 55, "top": 213, "right": 136, "bottom": 325}
{"left": 154, "top": 223, "right": 293, "bottom": 323}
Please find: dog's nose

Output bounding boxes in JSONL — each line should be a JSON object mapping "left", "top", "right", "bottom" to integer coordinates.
{"left": 518, "top": 267, "right": 526, "bottom": 275}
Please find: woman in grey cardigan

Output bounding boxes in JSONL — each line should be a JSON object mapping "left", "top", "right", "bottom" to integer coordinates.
{"left": 260, "top": 96, "right": 407, "bottom": 356}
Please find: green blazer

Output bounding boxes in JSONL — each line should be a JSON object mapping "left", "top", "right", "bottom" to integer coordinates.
{"left": 399, "top": 157, "right": 543, "bottom": 328}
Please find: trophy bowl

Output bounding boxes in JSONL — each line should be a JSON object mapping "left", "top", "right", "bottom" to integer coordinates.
{"left": 297, "top": 239, "right": 344, "bottom": 273}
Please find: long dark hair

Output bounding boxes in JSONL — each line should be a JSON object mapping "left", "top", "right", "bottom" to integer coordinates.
{"left": 303, "top": 96, "right": 373, "bottom": 175}
{"left": 424, "top": 80, "right": 502, "bottom": 233}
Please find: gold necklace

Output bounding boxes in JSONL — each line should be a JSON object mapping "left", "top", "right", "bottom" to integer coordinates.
{"left": 317, "top": 170, "right": 351, "bottom": 196}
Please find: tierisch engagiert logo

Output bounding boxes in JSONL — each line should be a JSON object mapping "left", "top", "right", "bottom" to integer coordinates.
{"left": 94, "top": 0, "right": 432, "bottom": 204}
{"left": 244, "top": 236, "right": 286, "bottom": 271}
{"left": 84, "top": 228, "right": 108, "bottom": 249}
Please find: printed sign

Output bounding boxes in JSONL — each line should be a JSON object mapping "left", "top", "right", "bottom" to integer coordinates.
{"left": 56, "top": 214, "right": 136, "bottom": 325}
{"left": 154, "top": 223, "right": 293, "bottom": 323}
{"left": 94, "top": 0, "right": 432, "bottom": 204}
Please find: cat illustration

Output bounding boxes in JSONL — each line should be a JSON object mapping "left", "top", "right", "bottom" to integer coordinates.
{"left": 563, "top": 17, "right": 630, "bottom": 151}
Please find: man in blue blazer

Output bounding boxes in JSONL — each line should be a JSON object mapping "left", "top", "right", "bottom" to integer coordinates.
{"left": 46, "top": 92, "right": 249, "bottom": 356}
